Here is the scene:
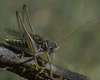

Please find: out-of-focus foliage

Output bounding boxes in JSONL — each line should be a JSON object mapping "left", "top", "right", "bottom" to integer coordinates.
{"left": 0, "top": 0, "right": 100, "bottom": 80}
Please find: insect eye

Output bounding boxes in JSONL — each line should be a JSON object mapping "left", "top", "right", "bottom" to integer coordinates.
{"left": 55, "top": 44, "right": 59, "bottom": 48}
{"left": 55, "top": 45, "right": 57, "bottom": 48}
{"left": 56, "top": 43, "right": 61, "bottom": 47}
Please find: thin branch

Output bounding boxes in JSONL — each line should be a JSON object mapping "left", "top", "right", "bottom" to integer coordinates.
{"left": 0, "top": 43, "right": 94, "bottom": 80}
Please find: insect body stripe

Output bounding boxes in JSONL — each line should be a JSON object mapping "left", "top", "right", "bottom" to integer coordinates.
{"left": 6, "top": 38, "right": 28, "bottom": 48}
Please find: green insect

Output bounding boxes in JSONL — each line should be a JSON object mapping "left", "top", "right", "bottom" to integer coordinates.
{"left": 5, "top": 4, "right": 98, "bottom": 77}
{"left": 5, "top": 4, "right": 60, "bottom": 76}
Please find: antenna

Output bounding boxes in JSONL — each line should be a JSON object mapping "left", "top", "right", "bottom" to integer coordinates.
{"left": 60, "top": 17, "right": 100, "bottom": 44}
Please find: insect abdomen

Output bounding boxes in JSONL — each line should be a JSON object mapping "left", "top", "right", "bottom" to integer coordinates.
{"left": 5, "top": 38, "right": 31, "bottom": 53}
{"left": 5, "top": 38, "right": 47, "bottom": 53}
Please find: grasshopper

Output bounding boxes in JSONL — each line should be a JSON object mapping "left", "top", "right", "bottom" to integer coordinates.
{"left": 5, "top": 4, "right": 99, "bottom": 77}
{"left": 5, "top": 4, "right": 60, "bottom": 76}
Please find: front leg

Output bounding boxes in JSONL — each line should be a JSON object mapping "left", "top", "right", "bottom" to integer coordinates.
{"left": 45, "top": 42, "right": 52, "bottom": 76}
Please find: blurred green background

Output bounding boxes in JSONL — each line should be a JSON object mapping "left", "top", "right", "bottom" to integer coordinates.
{"left": 0, "top": 0, "right": 100, "bottom": 80}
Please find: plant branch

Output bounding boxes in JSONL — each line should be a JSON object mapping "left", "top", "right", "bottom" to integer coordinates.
{"left": 0, "top": 43, "right": 94, "bottom": 80}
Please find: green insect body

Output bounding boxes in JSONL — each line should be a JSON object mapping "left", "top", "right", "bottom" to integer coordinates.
{"left": 5, "top": 30, "right": 60, "bottom": 76}
{"left": 5, "top": 29, "right": 60, "bottom": 55}
{"left": 5, "top": 4, "right": 96, "bottom": 76}
{"left": 5, "top": 4, "right": 61, "bottom": 76}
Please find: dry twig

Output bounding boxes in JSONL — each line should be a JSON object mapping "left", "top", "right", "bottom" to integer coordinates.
{"left": 0, "top": 43, "right": 94, "bottom": 80}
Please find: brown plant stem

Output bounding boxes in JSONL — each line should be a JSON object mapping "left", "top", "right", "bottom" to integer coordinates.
{"left": 0, "top": 43, "right": 94, "bottom": 80}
